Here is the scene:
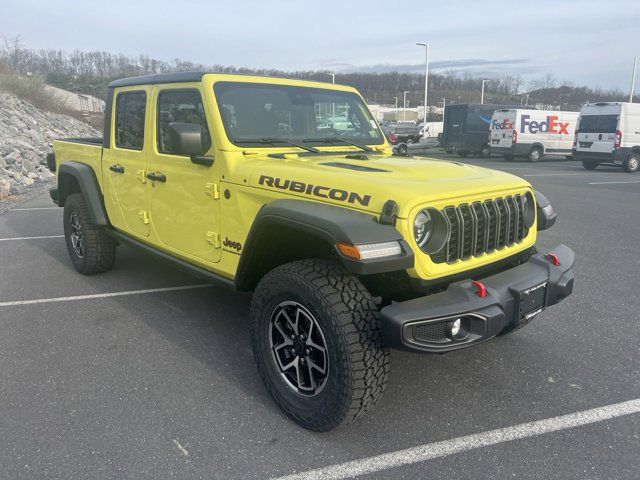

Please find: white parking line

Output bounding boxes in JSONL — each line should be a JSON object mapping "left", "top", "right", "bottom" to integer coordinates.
{"left": 522, "top": 173, "right": 593, "bottom": 177}
{"left": 0, "top": 235, "right": 64, "bottom": 242}
{"left": 0, "top": 284, "right": 213, "bottom": 307}
{"left": 272, "top": 398, "right": 640, "bottom": 480}
{"left": 10, "top": 207, "right": 59, "bottom": 211}
{"left": 588, "top": 180, "right": 640, "bottom": 185}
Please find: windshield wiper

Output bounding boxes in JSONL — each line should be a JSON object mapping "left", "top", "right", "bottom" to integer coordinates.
{"left": 303, "top": 137, "right": 373, "bottom": 152}
{"left": 235, "top": 138, "right": 319, "bottom": 153}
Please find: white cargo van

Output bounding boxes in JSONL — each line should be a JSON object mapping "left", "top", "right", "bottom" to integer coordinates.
{"left": 419, "top": 121, "right": 443, "bottom": 139}
{"left": 573, "top": 102, "right": 640, "bottom": 173}
{"left": 489, "top": 109, "right": 578, "bottom": 162}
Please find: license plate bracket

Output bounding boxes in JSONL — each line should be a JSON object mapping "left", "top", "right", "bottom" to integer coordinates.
{"left": 517, "top": 281, "right": 547, "bottom": 321}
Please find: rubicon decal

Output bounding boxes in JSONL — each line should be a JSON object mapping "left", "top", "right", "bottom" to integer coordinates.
{"left": 258, "top": 175, "right": 372, "bottom": 207}
{"left": 521, "top": 115, "right": 570, "bottom": 134}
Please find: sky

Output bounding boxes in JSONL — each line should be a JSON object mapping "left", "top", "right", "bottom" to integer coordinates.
{"left": 2, "top": 0, "right": 639, "bottom": 92}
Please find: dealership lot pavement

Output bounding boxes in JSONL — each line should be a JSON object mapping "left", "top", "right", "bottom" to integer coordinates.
{"left": 1, "top": 154, "right": 639, "bottom": 479}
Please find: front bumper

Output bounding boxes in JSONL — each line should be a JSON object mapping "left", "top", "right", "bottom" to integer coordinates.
{"left": 380, "top": 244, "right": 575, "bottom": 353}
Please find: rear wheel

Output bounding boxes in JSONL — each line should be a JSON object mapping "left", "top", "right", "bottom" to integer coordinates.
{"left": 250, "top": 259, "right": 390, "bottom": 431}
{"left": 479, "top": 145, "right": 490, "bottom": 158}
{"left": 63, "top": 193, "right": 116, "bottom": 274}
{"left": 623, "top": 154, "right": 639, "bottom": 173}
{"left": 582, "top": 160, "right": 598, "bottom": 170}
{"left": 397, "top": 143, "right": 408, "bottom": 155}
{"left": 528, "top": 147, "right": 542, "bottom": 162}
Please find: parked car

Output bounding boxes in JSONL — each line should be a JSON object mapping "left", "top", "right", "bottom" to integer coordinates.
{"left": 387, "top": 123, "right": 422, "bottom": 144}
{"left": 489, "top": 109, "right": 578, "bottom": 162}
{"left": 573, "top": 102, "right": 640, "bottom": 173}
{"left": 442, "top": 104, "right": 529, "bottom": 158}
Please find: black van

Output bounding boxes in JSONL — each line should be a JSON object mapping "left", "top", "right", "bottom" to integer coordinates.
{"left": 442, "top": 104, "right": 529, "bottom": 158}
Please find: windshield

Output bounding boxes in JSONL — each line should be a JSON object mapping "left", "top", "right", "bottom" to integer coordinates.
{"left": 578, "top": 114, "right": 618, "bottom": 133}
{"left": 213, "top": 82, "right": 384, "bottom": 147}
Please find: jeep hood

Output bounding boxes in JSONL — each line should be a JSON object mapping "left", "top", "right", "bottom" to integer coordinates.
{"left": 246, "top": 153, "right": 532, "bottom": 218}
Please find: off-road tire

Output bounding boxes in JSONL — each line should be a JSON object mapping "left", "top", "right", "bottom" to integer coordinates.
{"left": 623, "top": 154, "right": 639, "bottom": 173}
{"left": 63, "top": 193, "right": 116, "bottom": 274}
{"left": 528, "top": 147, "right": 542, "bottom": 162}
{"left": 582, "top": 160, "right": 598, "bottom": 170}
{"left": 250, "top": 259, "right": 390, "bottom": 431}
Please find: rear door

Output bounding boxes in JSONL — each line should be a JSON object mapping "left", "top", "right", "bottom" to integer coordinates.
{"left": 147, "top": 85, "right": 221, "bottom": 264}
{"left": 102, "top": 87, "right": 151, "bottom": 237}
{"left": 490, "top": 110, "right": 516, "bottom": 148}
{"left": 444, "top": 106, "right": 466, "bottom": 147}
{"left": 558, "top": 112, "right": 579, "bottom": 153}
{"left": 576, "top": 112, "right": 619, "bottom": 154}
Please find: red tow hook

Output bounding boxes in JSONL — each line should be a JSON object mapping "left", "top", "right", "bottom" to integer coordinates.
{"left": 471, "top": 280, "right": 487, "bottom": 298}
{"left": 547, "top": 253, "right": 560, "bottom": 266}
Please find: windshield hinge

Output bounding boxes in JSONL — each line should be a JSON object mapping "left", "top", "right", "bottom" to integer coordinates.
{"left": 206, "top": 231, "right": 220, "bottom": 248}
{"left": 205, "top": 182, "right": 220, "bottom": 199}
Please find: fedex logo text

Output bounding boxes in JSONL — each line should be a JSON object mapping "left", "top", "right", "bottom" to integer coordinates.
{"left": 521, "top": 115, "right": 570, "bottom": 134}
{"left": 492, "top": 118, "right": 514, "bottom": 130}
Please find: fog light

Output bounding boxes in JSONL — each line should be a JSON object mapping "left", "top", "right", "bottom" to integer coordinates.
{"left": 450, "top": 318, "right": 462, "bottom": 336}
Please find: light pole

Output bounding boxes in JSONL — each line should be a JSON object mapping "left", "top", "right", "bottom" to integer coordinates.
{"left": 325, "top": 72, "right": 336, "bottom": 117}
{"left": 403, "top": 90, "right": 410, "bottom": 122}
{"left": 481, "top": 79, "right": 490, "bottom": 104}
{"left": 630, "top": 57, "right": 638, "bottom": 102}
{"left": 393, "top": 96, "right": 398, "bottom": 121}
{"left": 416, "top": 42, "right": 429, "bottom": 122}
{"left": 441, "top": 97, "right": 446, "bottom": 115}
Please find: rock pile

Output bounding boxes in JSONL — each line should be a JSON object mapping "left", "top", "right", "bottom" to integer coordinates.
{"left": 0, "top": 92, "right": 100, "bottom": 199}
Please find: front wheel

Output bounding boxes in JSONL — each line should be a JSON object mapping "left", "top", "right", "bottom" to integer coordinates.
{"left": 528, "top": 147, "right": 542, "bottom": 162}
{"left": 63, "top": 193, "right": 116, "bottom": 274}
{"left": 250, "top": 259, "right": 390, "bottom": 431}
{"left": 397, "top": 143, "right": 408, "bottom": 154}
{"left": 623, "top": 154, "right": 639, "bottom": 173}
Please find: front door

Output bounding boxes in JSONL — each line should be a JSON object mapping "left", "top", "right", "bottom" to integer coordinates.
{"left": 102, "top": 88, "right": 150, "bottom": 237}
{"left": 147, "top": 86, "right": 221, "bottom": 264}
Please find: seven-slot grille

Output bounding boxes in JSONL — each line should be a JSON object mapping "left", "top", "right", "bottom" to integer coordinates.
{"left": 430, "top": 194, "right": 529, "bottom": 264}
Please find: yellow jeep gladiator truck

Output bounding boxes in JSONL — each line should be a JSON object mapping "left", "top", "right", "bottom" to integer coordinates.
{"left": 47, "top": 72, "right": 574, "bottom": 431}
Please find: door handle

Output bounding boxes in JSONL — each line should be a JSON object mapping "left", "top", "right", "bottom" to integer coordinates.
{"left": 146, "top": 172, "right": 166, "bottom": 182}
{"left": 109, "top": 164, "right": 125, "bottom": 173}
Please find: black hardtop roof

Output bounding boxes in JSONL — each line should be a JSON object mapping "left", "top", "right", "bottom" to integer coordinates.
{"left": 107, "top": 71, "right": 332, "bottom": 88}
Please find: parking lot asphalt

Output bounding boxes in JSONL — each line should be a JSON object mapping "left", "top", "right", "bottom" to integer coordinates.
{"left": 1, "top": 153, "right": 639, "bottom": 479}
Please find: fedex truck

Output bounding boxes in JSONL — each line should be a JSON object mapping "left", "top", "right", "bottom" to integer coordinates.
{"left": 489, "top": 109, "right": 578, "bottom": 162}
{"left": 573, "top": 102, "right": 640, "bottom": 173}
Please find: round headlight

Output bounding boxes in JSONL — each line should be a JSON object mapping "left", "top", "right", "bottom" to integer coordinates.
{"left": 413, "top": 210, "right": 432, "bottom": 247}
{"left": 413, "top": 208, "right": 449, "bottom": 254}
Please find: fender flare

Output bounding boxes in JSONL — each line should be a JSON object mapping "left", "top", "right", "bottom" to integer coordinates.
{"left": 235, "top": 199, "right": 414, "bottom": 290}
{"left": 57, "top": 161, "right": 109, "bottom": 226}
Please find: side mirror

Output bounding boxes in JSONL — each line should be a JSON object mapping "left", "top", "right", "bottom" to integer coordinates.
{"left": 167, "top": 122, "right": 206, "bottom": 156}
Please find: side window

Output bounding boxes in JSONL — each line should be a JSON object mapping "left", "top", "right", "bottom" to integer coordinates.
{"left": 115, "top": 92, "right": 146, "bottom": 150}
{"left": 157, "top": 90, "right": 212, "bottom": 154}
